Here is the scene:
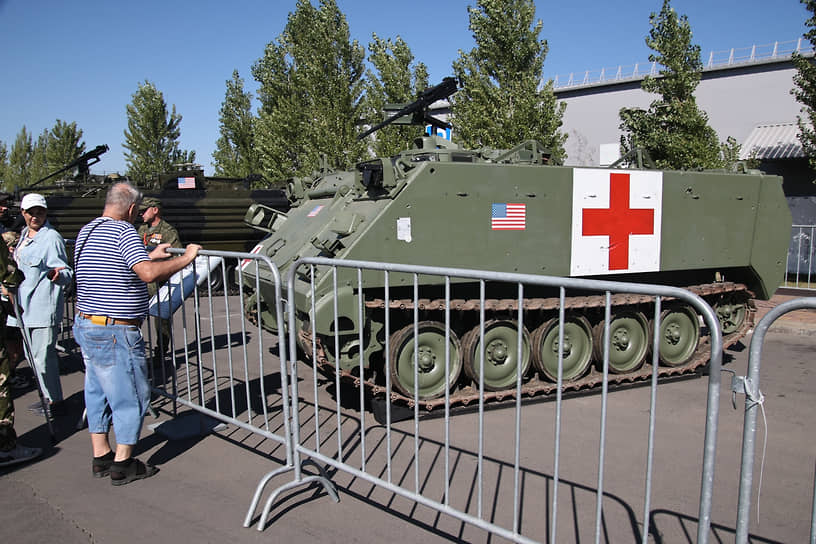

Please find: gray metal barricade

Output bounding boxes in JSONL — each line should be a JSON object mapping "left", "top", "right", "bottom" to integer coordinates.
{"left": 144, "top": 248, "right": 309, "bottom": 522}
{"left": 786, "top": 225, "right": 816, "bottom": 290}
{"left": 249, "top": 257, "right": 726, "bottom": 543}
{"left": 734, "top": 296, "right": 816, "bottom": 544}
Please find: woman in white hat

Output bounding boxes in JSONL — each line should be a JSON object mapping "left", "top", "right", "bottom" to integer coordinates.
{"left": 10, "top": 193, "right": 73, "bottom": 417}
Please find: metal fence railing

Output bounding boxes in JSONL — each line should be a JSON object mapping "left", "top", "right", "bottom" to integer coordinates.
{"left": 141, "top": 248, "right": 334, "bottom": 514}
{"left": 734, "top": 296, "right": 816, "bottom": 543}
{"left": 241, "top": 256, "right": 728, "bottom": 543}
{"left": 57, "top": 238, "right": 813, "bottom": 539}
{"left": 787, "top": 224, "right": 816, "bottom": 290}
{"left": 551, "top": 39, "right": 813, "bottom": 90}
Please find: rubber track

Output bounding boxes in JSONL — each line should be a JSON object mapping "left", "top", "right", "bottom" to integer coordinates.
{"left": 302, "top": 282, "right": 755, "bottom": 411}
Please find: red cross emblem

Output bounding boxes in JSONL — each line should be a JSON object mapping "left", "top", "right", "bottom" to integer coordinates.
{"left": 582, "top": 173, "right": 655, "bottom": 271}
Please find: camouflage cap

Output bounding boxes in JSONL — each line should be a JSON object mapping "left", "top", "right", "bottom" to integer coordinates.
{"left": 139, "top": 196, "right": 161, "bottom": 210}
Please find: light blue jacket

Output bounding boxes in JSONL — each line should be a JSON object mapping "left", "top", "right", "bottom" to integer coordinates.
{"left": 9, "top": 222, "right": 73, "bottom": 328}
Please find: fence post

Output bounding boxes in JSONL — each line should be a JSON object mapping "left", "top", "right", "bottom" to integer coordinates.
{"left": 735, "top": 297, "right": 816, "bottom": 543}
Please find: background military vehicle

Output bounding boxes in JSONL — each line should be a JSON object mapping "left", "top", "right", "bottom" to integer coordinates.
{"left": 23, "top": 147, "right": 288, "bottom": 251}
{"left": 242, "top": 78, "right": 792, "bottom": 408}
{"left": 17, "top": 147, "right": 288, "bottom": 287}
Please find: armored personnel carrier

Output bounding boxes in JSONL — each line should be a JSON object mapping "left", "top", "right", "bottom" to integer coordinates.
{"left": 242, "top": 78, "right": 792, "bottom": 408}
{"left": 21, "top": 147, "right": 288, "bottom": 253}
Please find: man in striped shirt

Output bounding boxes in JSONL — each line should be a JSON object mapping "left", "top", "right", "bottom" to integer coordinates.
{"left": 73, "top": 182, "right": 201, "bottom": 486}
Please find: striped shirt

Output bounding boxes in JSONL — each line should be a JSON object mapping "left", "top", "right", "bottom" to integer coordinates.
{"left": 74, "top": 217, "right": 150, "bottom": 319}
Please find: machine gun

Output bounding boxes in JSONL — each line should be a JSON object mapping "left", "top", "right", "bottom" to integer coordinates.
{"left": 30, "top": 144, "right": 109, "bottom": 188}
{"left": 357, "top": 77, "right": 458, "bottom": 140}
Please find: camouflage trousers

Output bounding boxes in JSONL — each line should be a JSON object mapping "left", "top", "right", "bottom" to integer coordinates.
{"left": 0, "top": 321, "right": 17, "bottom": 451}
{"left": 148, "top": 282, "right": 172, "bottom": 357}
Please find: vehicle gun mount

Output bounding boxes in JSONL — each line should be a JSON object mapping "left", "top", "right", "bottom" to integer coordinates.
{"left": 31, "top": 144, "right": 109, "bottom": 188}
{"left": 357, "top": 77, "right": 458, "bottom": 140}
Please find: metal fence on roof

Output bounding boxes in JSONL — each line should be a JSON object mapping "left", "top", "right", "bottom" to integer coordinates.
{"left": 551, "top": 39, "right": 814, "bottom": 91}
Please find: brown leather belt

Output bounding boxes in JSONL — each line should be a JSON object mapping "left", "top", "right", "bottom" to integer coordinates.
{"left": 78, "top": 312, "right": 142, "bottom": 327}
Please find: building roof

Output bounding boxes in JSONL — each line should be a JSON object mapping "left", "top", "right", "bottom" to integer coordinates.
{"left": 739, "top": 122, "right": 805, "bottom": 160}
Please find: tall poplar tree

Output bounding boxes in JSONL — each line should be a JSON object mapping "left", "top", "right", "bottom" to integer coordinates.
{"left": 0, "top": 141, "right": 8, "bottom": 189}
{"left": 29, "top": 129, "right": 51, "bottom": 185}
{"left": 212, "top": 70, "right": 260, "bottom": 179}
{"left": 7, "top": 126, "right": 34, "bottom": 188}
{"left": 792, "top": 0, "right": 816, "bottom": 170}
{"left": 618, "top": 0, "right": 724, "bottom": 170}
{"left": 46, "top": 120, "right": 85, "bottom": 173}
{"left": 362, "top": 34, "right": 429, "bottom": 158}
{"left": 123, "top": 80, "right": 195, "bottom": 185}
{"left": 252, "top": 0, "right": 366, "bottom": 181}
{"left": 451, "top": 0, "right": 566, "bottom": 160}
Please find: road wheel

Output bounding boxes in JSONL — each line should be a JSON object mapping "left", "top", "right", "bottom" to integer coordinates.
{"left": 531, "top": 315, "right": 593, "bottom": 382}
{"left": 388, "top": 321, "right": 462, "bottom": 400}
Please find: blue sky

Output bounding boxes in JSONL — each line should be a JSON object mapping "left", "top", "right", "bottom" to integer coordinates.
{"left": 0, "top": 0, "right": 810, "bottom": 176}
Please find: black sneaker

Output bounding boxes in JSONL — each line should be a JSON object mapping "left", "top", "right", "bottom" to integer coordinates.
{"left": 0, "top": 443, "right": 42, "bottom": 468}
{"left": 92, "top": 451, "right": 115, "bottom": 478}
{"left": 109, "top": 458, "right": 159, "bottom": 486}
{"left": 9, "top": 375, "right": 30, "bottom": 390}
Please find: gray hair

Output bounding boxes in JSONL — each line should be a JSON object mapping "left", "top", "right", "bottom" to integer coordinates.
{"left": 105, "top": 182, "right": 142, "bottom": 213}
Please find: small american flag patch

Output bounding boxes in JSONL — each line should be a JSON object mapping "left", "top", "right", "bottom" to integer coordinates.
{"left": 177, "top": 176, "right": 196, "bottom": 189}
{"left": 491, "top": 203, "right": 526, "bottom": 230}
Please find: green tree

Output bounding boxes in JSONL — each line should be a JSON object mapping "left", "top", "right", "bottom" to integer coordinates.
{"left": 46, "top": 120, "right": 85, "bottom": 173}
{"left": 0, "top": 141, "right": 8, "bottom": 189}
{"left": 123, "top": 80, "right": 195, "bottom": 185}
{"left": 792, "top": 0, "right": 816, "bottom": 170}
{"left": 7, "top": 126, "right": 34, "bottom": 189}
{"left": 3, "top": 121, "right": 87, "bottom": 189}
{"left": 29, "top": 129, "right": 51, "bottom": 185}
{"left": 450, "top": 0, "right": 566, "bottom": 160}
{"left": 212, "top": 70, "right": 260, "bottom": 179}
{"left": 252, "top": 0, "right": 366, "bottom": 181}
{"left": 362, "top": 34, "right": 429, "bottom": 157}
{"left": 26, "top": 121, "right": 86, "bottom": 184}
{"left": 618, "top": 0, "right": 724, "bottom": 170}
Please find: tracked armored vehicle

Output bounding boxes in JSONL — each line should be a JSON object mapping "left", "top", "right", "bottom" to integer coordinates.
{"left": 242, "top": 78, "right": 792, "bottom": 408}
{"left": 21, "top": 148, "right": 288, "bottom": 253}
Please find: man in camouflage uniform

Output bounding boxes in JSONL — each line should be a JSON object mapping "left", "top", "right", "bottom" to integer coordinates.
{"left": 137, "top": 197, "right": 181, "bottom": 250}
{"left": 0, "top": 232, "right": 42, "bottom": 467}
{"left": 137, "top": 197, "right": 182, "bottom": 363}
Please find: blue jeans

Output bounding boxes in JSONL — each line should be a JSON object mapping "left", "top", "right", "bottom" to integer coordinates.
{"left": 73, "top": 319, "right": 150, "bottom": 445}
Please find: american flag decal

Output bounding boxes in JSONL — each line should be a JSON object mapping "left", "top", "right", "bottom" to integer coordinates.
{"left": 491, "top": 203, "right": 526, "bottom": 230}
{"left": 177, "top": 176, "right": 196, "bottom": 189}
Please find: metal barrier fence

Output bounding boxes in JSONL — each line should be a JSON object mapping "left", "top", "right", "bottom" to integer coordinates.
{"left": 246, "top": 256, "right": 727, "bottom": 543}
{"left": 142, "top": 248, "right": 335, "bottom": 511}
{"left": 734, "top": 296, "right": 816, "bottom": 544}
{"left": 787, "top": 224, "right": 816, "bottom": 290}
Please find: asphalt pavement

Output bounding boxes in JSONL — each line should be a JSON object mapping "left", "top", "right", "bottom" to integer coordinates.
{"left": 2, "top": 291, "right": 815, "bottom": 543}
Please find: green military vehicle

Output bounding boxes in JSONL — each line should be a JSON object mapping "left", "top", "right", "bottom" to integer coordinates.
{"left": 242, "top": 78, "right": 792, "bottom": 408}
{"left": 19, "top": 146, "right": 288, "bottom": 253}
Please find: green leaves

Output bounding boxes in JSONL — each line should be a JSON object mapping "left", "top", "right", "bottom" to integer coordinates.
{"left": 123, "top": 80, "right": 195, "bottom": 186}
{"left": 213, "top": 70, "right": 260, "bottom": 180}
{"left": 1, "top": 121, "right": 85, "bottom": 189}
{"left": 252, "top": 0, "right": 366, "bottom": 182}
{"left": 619, "top": 0, "right": 731, "bottom": 171}
{"left": 792, "top": 0, "right": 816, "bottom": 171}
{"left": 450, "top": 0, "right": 566, "bottom": 161}
{"left": 362, "top": 34, "right": 429, "bottom": 158}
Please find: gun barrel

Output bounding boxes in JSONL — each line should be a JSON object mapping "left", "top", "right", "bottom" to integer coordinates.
{"left": 31, "top": 144, "right": 109, "bottom": 187}
{"left": 358, "top": 78, "right": 458, "bottom": 140}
